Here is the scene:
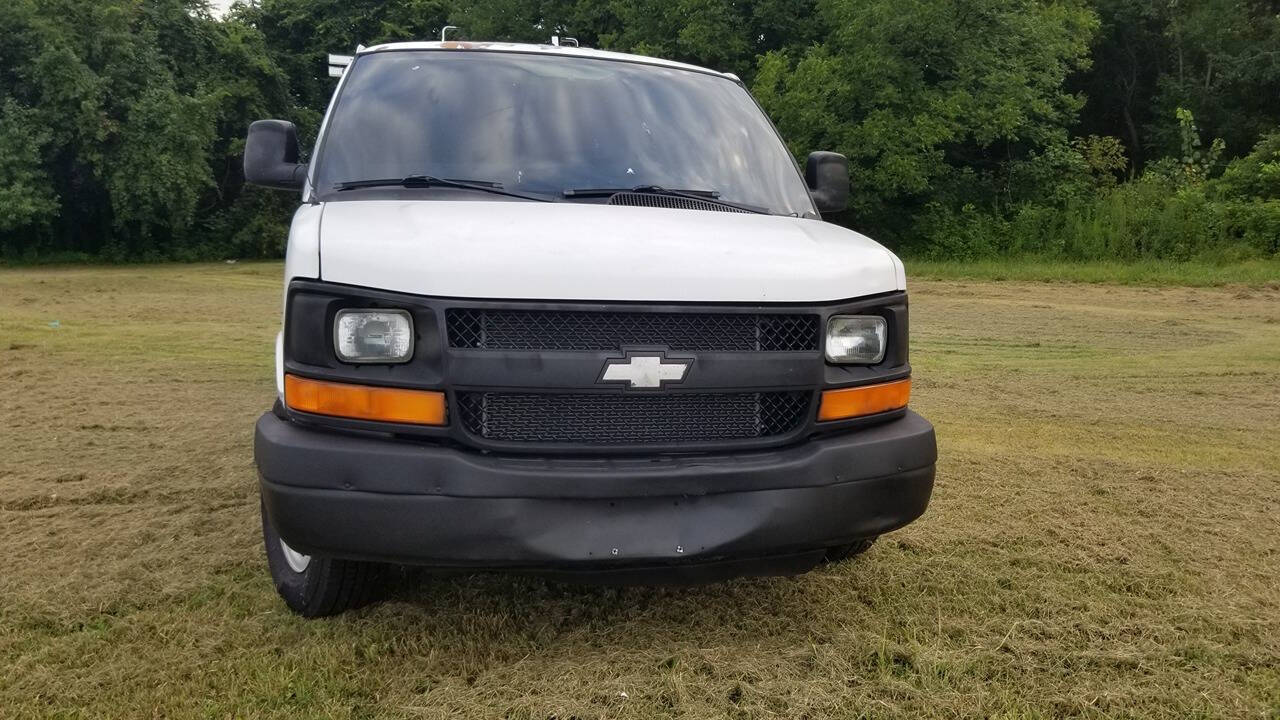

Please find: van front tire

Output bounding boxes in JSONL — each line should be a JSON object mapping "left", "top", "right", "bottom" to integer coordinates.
{"left": 261, "top": 500, "right": 383, "bottom": 617}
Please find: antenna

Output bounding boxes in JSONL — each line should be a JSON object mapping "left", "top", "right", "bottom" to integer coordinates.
{"left": 440, "top": 25, "right": 459, "bottom": 41}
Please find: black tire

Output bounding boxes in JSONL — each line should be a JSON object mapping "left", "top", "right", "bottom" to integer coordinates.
{"left": 261, "top": 500, "right": 384, "bottom": 617}
{"left": 824, "top": 536, "right": 877, "bottom": 563}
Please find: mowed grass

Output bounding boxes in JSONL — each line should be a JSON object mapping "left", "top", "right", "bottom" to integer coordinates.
{"left": 1, "top": 263, "right": 1278, "bottom": 719}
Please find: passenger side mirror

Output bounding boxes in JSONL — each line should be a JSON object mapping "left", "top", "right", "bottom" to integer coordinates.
{"left": 805, "top": 151, "right": 849, "bottom": 214}
{"left": 244, "top": 120, "right": 308, "bottom": 190}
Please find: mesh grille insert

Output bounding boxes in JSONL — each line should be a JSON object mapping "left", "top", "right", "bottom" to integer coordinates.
{"left": 447, "top": 309, "right": 819, "bottom": 352}
{"left": 607, "top": 192, "right": 753, "bottom": 213}
{"left": 457, "top": 391, "right": 811, "bottom": 445}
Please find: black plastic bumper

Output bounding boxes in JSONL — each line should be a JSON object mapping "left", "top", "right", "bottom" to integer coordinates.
{"left": 255, "top": 411, "right": 936, "bottom": 578}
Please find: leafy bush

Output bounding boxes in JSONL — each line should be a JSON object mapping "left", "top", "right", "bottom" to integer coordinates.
{"left": 1216, "top": 132, "right": 1280, "bottom": 201}
{"left": 904, "top": 112, "right": 1279, "bottom": 262}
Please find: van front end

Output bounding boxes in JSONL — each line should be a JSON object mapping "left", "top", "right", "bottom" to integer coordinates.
{"left": 246, "top": 42, "right": 935, "bottom": 616}
{"left": 255, "top": 281, "right": 935, "bottom": 564}
{"left": 254, "top": 276, "right": 934, "bottom": 615}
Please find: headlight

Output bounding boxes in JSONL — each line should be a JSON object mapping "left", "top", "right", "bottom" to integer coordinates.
{"left": 826, "top": 315, "right": 887, "bottom": 364}
{"left": 334, "top": 309, "right": 413, "bottom": 363}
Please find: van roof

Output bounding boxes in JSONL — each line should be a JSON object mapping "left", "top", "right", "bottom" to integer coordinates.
{"left": 357, "top": 41, "right": 739, "bottom": 81}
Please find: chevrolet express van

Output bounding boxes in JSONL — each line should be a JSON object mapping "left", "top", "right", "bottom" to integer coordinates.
{"left": 246, "top": 41, "right": 936, "bottom": 617}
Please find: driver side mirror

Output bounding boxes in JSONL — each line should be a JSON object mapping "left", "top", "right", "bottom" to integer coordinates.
{"left": 805, "top": 151, "right": 849, "bottom": 214}
{"left": 244, "top": 119, "right": 307, "bottom": 190}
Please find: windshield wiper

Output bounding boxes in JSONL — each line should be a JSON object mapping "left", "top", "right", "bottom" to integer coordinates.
{"left": 334, "top": 175, "right": 553, "bottom": 202}
{"left": 562, "top": 185, "right": 768, "bottom": 214}
{"left": 564, "top": 185, "right": 720, "bottom": 198}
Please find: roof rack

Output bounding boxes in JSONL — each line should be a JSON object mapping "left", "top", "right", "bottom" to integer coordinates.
{"left": 327, "top": 53, "right": 352, "bottom": 78}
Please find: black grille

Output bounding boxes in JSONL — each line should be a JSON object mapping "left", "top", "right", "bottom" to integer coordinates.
{"left": 447, "top": 309, "right": 819, "bottom": 352}
{"left": 458, "top": 391, "right": 811, "bottom": 445}
{"left": 607, "top": 192, "right": 753, "bottom": 214}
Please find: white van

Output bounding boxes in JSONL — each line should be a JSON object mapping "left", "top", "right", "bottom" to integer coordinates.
{"left": 246, "top": 41, "right": 936, "bottom": 617}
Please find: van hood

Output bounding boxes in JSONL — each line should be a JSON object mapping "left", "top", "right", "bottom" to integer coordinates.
{"left": 316, "top": 200, "right": 904, "bottom": 303}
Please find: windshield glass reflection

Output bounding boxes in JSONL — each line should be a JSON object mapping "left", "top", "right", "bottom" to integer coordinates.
{"left": 313, "top": 51, "right": 814, "bottom": 216}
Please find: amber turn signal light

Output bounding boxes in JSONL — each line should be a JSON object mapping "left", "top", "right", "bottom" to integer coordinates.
{"left": 284, "top": 374, "right": 446, "bottom": 425}
{"left": 817, "top": 378, "right": 911, "bottom": 422}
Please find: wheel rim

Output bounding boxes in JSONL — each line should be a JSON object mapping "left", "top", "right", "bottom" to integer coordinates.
{"left": 279, "top": 539, "right": 311, "bottom": 573}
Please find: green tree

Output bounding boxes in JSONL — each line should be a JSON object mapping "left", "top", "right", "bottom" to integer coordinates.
{"left": 450, "top": 0, "right": 823, "bottom": 80}
{"left": 0, "top": 100, "right": 57, "bottom": 234}
{"left": 236, "top": 0, "right": 454, "bottom": 139}
{"left": 2, "top": 0, "right": 1276, "bottom": 262}
{"left": 0, "top": 0, "right": 295, "bottom": 259}
{"left": 1152, "top": 0, "right": 1280, "bottom": 159}
{"left": 753, "top": 0, "right": 1099, "bottom": 248}
{"left": 1072, "top": 0, "right": 1280, "bottom": 173}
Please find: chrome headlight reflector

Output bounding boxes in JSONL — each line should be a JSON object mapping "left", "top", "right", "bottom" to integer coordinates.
{"left": 334, "top": 309, "right": 413, "bottom": 363}
{"left": 826, "top": 315, "right": 887, "bottom": 364}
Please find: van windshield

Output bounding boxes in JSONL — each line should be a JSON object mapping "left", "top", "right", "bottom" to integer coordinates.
{"left": 311, "top": 51, "right": 816, "bottom": 216}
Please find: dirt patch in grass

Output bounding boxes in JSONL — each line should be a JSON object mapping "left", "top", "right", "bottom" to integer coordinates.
{"left": 1, "top": 264, "right": 1277, "bottom": 718}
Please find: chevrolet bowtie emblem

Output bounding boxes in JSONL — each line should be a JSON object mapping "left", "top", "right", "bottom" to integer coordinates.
{"left": 599, "top": 353, "right": 692, "bottom": 390}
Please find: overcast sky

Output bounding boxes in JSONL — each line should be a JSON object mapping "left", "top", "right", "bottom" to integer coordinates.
{"left": 209, "top": 0, "right": 235, "bottom": 16}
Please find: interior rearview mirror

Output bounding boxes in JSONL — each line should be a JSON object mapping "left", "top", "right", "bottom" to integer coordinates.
{"left": 805, "top": 151, "right": 849, "bottom": 214}
{"left": 244, "top": 120, "right": 307, "bottom": 190}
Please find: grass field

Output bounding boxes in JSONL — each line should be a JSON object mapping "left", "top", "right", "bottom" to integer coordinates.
{"left": 906, "top": 256, "right": 1280, "bottom": 287}
{"left": 2, "top": 263, "right": 1278, "bottom": 718}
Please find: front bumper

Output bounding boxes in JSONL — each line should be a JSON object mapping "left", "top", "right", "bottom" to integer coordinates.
{"left": 255, "top": 410, "right": 936, "bottom": 578}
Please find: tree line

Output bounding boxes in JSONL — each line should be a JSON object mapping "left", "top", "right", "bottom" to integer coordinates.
{"left": 1, "top": 0, "right": 1277, "bottom": 262}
